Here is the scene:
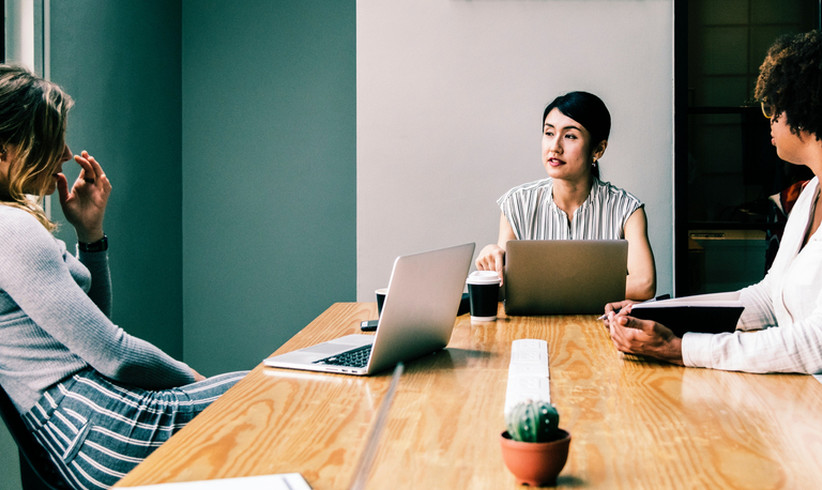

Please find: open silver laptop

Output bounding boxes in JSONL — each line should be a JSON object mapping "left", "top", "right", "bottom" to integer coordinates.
{"left": 263, "top": 243, "right": 475, "bottom": 375}
{"left": 503, "top": 240, "right": 627, "bottom": 315}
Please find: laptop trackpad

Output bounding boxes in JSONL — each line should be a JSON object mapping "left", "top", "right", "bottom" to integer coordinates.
{"left": 301, "top": 334, "right": 372, "bottom": 355}
{"left": 302, "top": 343, "right": 350, "bottom": 355}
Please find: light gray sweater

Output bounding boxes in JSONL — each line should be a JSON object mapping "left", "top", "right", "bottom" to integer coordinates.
{"left": 0, "top": 205, "right": 195, "bottom": 412}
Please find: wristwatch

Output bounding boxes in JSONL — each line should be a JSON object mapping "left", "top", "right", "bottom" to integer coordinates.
{"left": 78, "top": 234, "right": 108, "bottom": 252}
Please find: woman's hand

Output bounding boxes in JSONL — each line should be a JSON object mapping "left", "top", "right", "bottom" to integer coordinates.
{"left": 606, "top": 306, "right": 684, "bottom": 365}
{"left": 475, "top": 244, "right": 505, "bottom": 283}
{"left": 56, "top": 151, "right": 112, "bottom": 243}
{"left": 475, "top": 213, "right": 516, "bottom": 285}
{"left": 601, "top": 299, "right": 636, "bottom": 321}
{"left": 190, "top": 367, "right": 207, "bottom": 382}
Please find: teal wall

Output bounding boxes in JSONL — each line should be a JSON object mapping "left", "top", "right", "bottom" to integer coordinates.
{"left": 0, "top": 0, "right": 355, "bottom": 487}
{"left": 49, "top": 0, "right": 185, "bottom": 357}
{"left": 180, "top": 0, "right": 356, "bottom": 374}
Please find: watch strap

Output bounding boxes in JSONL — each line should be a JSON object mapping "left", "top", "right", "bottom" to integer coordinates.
{"left": 78, "top": 234, "right": 108, "bottom": 252}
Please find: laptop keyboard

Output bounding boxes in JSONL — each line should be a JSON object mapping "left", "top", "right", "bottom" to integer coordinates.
{"left": 314, "top": 344, "right": 372, "bottom": 368}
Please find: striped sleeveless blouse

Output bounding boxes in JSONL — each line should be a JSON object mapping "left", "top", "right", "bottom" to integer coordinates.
{"left": 497, "top": 177, "right": 643, "bottom": 240}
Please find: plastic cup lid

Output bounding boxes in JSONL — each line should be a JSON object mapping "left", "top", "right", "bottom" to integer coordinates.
{"left": 467, "top": 270, "right": 501, "bottom": 285}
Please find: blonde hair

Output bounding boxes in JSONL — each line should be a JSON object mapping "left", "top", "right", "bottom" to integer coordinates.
{"left": 0, "top": 64, "right": 73, "bottom": 230}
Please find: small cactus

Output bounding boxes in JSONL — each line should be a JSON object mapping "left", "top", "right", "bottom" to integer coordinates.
{"left": 505, "top": 400, "right": 560, "bottom": 443}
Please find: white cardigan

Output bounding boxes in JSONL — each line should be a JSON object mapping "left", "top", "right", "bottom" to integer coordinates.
{"left": 683, "top": 176, "right": 822, "bottom": 373}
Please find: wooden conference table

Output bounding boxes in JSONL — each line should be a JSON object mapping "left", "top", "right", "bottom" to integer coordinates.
{"left": 115, "top": 302, "right": 822, "bottom": 489}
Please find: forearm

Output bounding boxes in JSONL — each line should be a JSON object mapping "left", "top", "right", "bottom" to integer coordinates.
{"left": 682, "top": 319, "right": 822, "bottom": 373}
{"left": 98, "top": 331, "right": 196, "bottom": 388}
{"left": 78, "top": 248, "right": 112, "bottom": 317}
{"left": 35, "top": 295, "right": 194, "bottom": 387}
{"left": 3, "top": 227, "right": 186, "bottom": 386}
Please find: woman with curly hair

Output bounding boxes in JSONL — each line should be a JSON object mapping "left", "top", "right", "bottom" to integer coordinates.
{"left": 0, "top": 64, "right": 247, "bottom": 489}
{"left": 605, "top": 30, "right": 822, "bottom": 373}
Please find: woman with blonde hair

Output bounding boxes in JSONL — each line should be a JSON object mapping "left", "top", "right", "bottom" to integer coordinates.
{"left": 0, "top": 64, "right": 246, "bottom": 489}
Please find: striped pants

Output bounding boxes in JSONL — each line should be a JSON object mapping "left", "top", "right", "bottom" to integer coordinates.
{"left": 23, "top": 368, "right": 247, "bottom": 490}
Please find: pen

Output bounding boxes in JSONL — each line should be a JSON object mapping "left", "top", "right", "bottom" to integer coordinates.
{"left": 598, "top": 294, "right": 670, "bottom": 320}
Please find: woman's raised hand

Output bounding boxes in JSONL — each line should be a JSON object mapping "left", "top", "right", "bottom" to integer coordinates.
{"left": 57, "top": 150, "right": 112, "bottom": 243}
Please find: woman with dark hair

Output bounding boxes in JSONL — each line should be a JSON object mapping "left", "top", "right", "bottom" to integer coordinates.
{"left": 606, "top": 31, "right": 822, "bottom": 373}
{"left": 0, "top": 64, "right": 247, "bottom": 488}
{"left": 476, "top": 91, "right": 656, "bottom": 301}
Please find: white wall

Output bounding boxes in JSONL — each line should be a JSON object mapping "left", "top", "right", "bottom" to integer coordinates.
{"left": 357, "top": 0, "right": 674, "bottom": 300}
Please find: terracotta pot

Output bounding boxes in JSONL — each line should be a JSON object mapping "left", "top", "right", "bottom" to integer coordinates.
{"left": 499, "top": 429, "right": 571, "bottom": 486}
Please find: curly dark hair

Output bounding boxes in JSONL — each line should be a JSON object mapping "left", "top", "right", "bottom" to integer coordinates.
{"left": 754, "top": 31, "right": 822, "bottom": 140}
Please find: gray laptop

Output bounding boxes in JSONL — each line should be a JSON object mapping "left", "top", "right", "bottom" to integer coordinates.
{"left": 503, "top": 240, "right": 628, "bottom": 315}
{"left": 263, "top": 242, "right": 475, "bottom": 375}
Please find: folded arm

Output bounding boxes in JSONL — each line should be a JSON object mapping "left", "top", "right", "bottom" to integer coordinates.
{"left": 0, "top": 212, "right": 195, "bottom": 388}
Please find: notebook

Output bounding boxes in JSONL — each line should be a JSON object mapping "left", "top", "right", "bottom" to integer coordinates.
{"left": 503, "top": 240, "right": 628, "bottom": 315}
{"left": 263, "top": 242, "right": 475, "bottom": 375}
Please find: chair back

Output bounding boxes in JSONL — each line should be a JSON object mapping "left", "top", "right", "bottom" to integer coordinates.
{"left": 0, "top": 384, "right": 72, "bottom": 489}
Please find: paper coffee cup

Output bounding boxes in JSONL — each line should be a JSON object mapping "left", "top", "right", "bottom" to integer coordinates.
{"left": 466, "top": 271, "right": 501, "bottom": 322}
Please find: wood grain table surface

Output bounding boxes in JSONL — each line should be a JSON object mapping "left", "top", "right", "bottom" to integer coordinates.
{"left": 115, "top": 302, "right": 822, "bottom": 489}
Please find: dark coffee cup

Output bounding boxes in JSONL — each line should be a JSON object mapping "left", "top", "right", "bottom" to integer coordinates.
{"left": 375, "top": 288, "right": 388, "bottom": 317}
{"left": 466, "top": 271, "right": 501, "bottom": 321}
